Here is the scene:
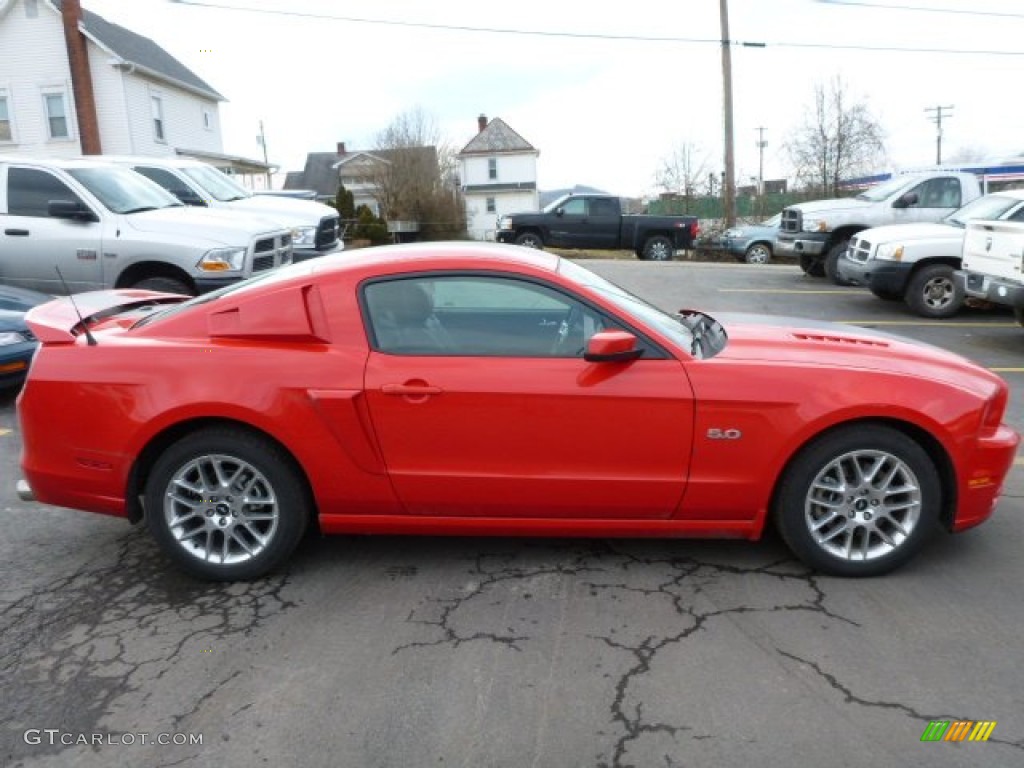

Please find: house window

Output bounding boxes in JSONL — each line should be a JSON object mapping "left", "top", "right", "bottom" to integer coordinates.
{"left": 486, "top": 197, "right": 496, "bottom": 213}
{"left": 488, "top": 158, "right": 497, "bottom": 180}
{"left": 0, "top": 93, "right": 12, "bottom": 142}
{"left": 202, "top": 108, "right": 213, "bottom": 131}
{"left": 43, "top": 91, "right": 69, "bottom": 139}
{"left": 151, "top": 95, "right": 165, "bottom": 142}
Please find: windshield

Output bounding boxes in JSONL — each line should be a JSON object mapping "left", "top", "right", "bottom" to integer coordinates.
{"left": 945, "top": 194, "right": 1022, "bottom": 228}
{"left": 67, "top": 167, "right": 182, "bottom": 214}
{"left": 182, "top": 165, "right": 251, "bottom": 202}
{"left": 854, "top": 176, "right": 920, "bottom": 202}
{"left": 557, "top": 259, "right": 696, "bottom": 352}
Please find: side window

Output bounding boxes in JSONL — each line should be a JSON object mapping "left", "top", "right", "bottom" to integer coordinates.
{"left": 589, "top": 198, "right": 618, "bottom": 217}
{"left": 914, "top": 178, "right": 962, "bottom": 208}
{"left": 0, "top": 91, "right": 13, "bottom": 142}
{"left": 1007, "top": 205, "right": 1024, "bottom": 223}
{"left": 364, "top": 275, "right": 610, "bottom": 358}
{"left": 151, "top": 95, "right": 165, "bottom": 142}
{"left": 7, "top": 167, "right": 86, "bottom": 217}
{"left": 42, "top": 91, "right": 70, "bottom": 139}
{"left": 133, "top": 166, "right": 201, "bottom": 203}
{"left": 560, "top": 198, "right": 586, "bottom": 215}
{"left": 487, "top": 157, "right": 497, "bottom": 180}
{"left": 485, "top": 197, "right": 496, "bottom": 213}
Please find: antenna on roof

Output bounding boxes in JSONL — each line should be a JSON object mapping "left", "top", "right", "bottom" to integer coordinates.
{"left": 55, "top": 267, "right": 98, "bottom": 346}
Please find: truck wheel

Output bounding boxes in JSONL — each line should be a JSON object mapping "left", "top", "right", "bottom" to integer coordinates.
{"left": 799, "top": 253, "right": 825, "bottom": 277}
{"left": 904, "top": 264, "right": 962, "bottom": 319}
{"left": 515, "top": 232, "right": 544, "bottom": 249}
{"left": 744, "top": 243, "right": 772, "bottom": 264}
{"left": 132, "top": 276, "right": 195, "bottom": 296}
{"left": 825, "top": 239, "right": 852, "bottom": 285}
{"left": 643, "top": 236, "right": 675, "bottom": 261}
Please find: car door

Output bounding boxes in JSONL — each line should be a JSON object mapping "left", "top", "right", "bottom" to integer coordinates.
{"left": 546, "top": 197, "right": 588, "bottom": 247}
{"left": 898, "top": 177, "right": 963, "bottom": 224}
{"left": 1, "top": 165, "right": 106, "bottom": 293}
{"left": 361, "top": 273, "right": 694, "bottom": 519}
{"left": 574, "top": 197, "right": 621, "bottom": 249}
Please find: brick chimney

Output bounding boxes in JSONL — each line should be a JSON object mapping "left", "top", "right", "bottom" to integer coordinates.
{"left": 477, "top": 114, "right": 488, "bottom": 133}
{"left": 61, "top": 0, "right": 101, "bottom": 154}
{"left": 337, "top": 142, "right": 347, "bottom": 155}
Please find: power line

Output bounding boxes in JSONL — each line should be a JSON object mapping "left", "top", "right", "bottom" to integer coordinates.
{"left": 169, "top": 1, "right": 1024, "bottom": 56}
{"left": 816, "top": 0, "right": 1024, "bottom": 20}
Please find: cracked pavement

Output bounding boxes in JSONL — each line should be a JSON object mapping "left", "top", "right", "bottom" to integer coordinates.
{"left": 2, "top": 262, "right": 1023, "bottom": 767}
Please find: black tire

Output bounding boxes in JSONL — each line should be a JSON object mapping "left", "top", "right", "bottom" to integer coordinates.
{"left": 774, "top": 425, "right": 940, "bottom": 577}
{"left": 824, "top": 239, "right": 853, "bottom": 285}
{"left": 744, "top": 243, "right": 772, "bottom": 264}
{"left": 132, "top": 275, "right": 195, "bottom": 296}
{"left": 515, "top": 232, "right": 544, "bottom": 249}
{"left": 643, "top": 235, "right": 675, "bottom": 261}
{"left": 799, "top": 253, "right": 825, "bottom": 277}
{"left": 904, "top": 264, "right": 963, "bottom": 319}
{"left": 144, "top": 427, "right": 310, "bottom": 581}
{"left": 869, "top": 286, "right": 902, "bottom": 301}
{"left": 1014, "top": 306, "right": 1024, "bottom": 328}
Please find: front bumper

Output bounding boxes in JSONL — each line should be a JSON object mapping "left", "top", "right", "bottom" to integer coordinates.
{"left": 956, "top": 269, "right": 1024, "bottom": 308}
{"left": 953, "top": 423, "right": 1020, "bottom": 532}
{"left": 776, "top": 232, "right": 828, "bottom": 257}
{"left": 495, "top": 229, "right": 516, "bottom": 244}
{"left": 838, "top": 255, "right": 912, "bottom": 293}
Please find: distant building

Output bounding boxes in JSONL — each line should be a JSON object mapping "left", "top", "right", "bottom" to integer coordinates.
{"left": 0, "top": 0, "right": 271, "bottom": 183}
{"left": 458, "top": 114, "right": 539, "bottom": 241}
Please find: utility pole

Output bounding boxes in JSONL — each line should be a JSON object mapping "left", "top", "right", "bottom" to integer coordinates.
{"left": 257, "top": 120, "right": 270, "bottom": 188}
{"left": 719, "top": 0, "right": 736, "bottom": 227}
{"left": 755, "top": 126, "right": 767, "bottom": 195}
{"left": 925, "top": 105, "right": 954, "bottom": 165}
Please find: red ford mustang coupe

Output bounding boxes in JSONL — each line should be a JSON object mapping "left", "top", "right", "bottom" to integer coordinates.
{"left": 16, "top": 243, "right": 1018, "bottom": 580}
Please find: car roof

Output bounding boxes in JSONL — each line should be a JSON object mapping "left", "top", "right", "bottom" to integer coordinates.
{"left": 0, "top": 155, "right": 129, "bottom": 171}
{"left": 102, "top": 155, "right": 202, "bottom": 168}
{"left": 311, "top": 241, "right": 561, "bottom": 275}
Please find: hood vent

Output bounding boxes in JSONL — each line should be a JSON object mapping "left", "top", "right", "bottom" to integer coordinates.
{"left": 792, "top": 332, "right": 889, "bottom": 348}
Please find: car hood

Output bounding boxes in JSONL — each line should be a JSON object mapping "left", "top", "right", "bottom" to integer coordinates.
{"left": 854, "top": 222, "right": 962, "bottom": 244}
{"left": 228, "top": 195, "right": 338, "bottom": 224}
{"left": 123, "top": 207, "right": 284, "bottom": 243}
{"left": 789, "top": 198, "right": 873, "bottom": 215}
{"left": 0, "top": 308, "right": 30, "bottom": 332}
{"left": 712, "top": 312, "right": 998, "bottom": 394}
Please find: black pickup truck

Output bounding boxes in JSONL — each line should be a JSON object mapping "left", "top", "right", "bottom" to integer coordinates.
{"left": 495, "top": 194, "right": 699, "bottom": 260}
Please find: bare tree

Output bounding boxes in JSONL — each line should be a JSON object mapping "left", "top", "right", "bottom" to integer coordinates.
{"left": 946, "top": 145, "right": 990, "bottom": 164}
{"left": 370, "top": 107, "right": 465, "bottom": 239}
{"left": 784, "top": 77, "right": 886, "bottom": 197}
{"left": 655, "top": 142, "right": 712, "bottom": 211}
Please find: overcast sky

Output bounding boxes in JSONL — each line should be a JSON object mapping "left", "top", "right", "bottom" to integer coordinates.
{"left": 82, "top": 0, "right": 1024, "bottom": 196}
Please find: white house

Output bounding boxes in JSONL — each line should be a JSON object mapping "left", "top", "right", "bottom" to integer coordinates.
{"left": 0, "top": 0, "right": 268, "bottom": 182}
{"left": 458, "top": 115, "right": 539, "bottom": 240}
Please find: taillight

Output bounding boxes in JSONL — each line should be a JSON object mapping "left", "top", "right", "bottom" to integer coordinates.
{"left": 690, "top": 221, "right": 700, "bottom": 238}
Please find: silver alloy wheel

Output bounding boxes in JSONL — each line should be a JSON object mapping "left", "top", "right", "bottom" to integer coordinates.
{"left": 163, "top": 453, "right": 279, "bottom": 565}
{"left": 645, "top": 238, "right": 673, "bottom": 261}
{"left": 745, "top": 243, "right": 771, "bottom": 264}
{"left": 921, "top": 275, "right": 955, "bottom": 310}
{"left": 804, "top": 449, "right": 922, "bottom": 561}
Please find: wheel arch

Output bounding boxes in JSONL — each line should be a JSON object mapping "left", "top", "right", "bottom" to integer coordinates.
{"left": 827, "top": 225, "right": 866, "bottom": 248}
{"left": 767, "top": 416, "right": 957, "bottom": 533}
{"left": 125, "top": 416, "right": 317, "bottom": 526}
{"left": 115, "top": 260, "right": 197, "bottom": 292}
{"left": 908, "top": 256, "right": 961, "bottom": 276}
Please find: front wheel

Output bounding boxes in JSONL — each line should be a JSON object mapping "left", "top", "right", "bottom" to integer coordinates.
{"left": 515, "top": 232, "right": 544, "bottom": 249}
{"left": 744, "top": 243, "right": 772, "bottom": 264}
{"left": 799, "top": 253, "right": 825, "bottom": 277}
{"left": 643, "top": 235, "right": 675, "bottom": 261}
{"left": 904, "top": 264, "right": 963, "bottom": 319}
{"left": 144, "top": 427, "right": 310, "bottom": 581}
{"left": 774, "top": 425, "right": 940, "bottom": 577}
{"left": 824, "top": 239, "right": 852, "bottom": 285}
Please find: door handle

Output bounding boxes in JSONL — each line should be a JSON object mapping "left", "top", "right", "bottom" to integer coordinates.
{"left": 381, "top": 383, "right": 443, "bottom": 396}
{"left": 4, "top": 228, "right": 29, "bottom": 236}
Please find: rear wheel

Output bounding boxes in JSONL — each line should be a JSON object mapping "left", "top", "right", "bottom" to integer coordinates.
{"left": 132, "top": 275, "right": 194, "bottom": 296}
{"left": 643, "top": 235, "right": 675, "bottom": 261}
{"left": 824, "top": 239, "right": 852, "bottom": 285}
{"left": 744, "top": 243, "right": 772, "bottom": 264}
{"left": 904, "top": 264, "right": 963, "bottom": 319}
{"left": 515, "top": 232, "right": 544, "bottom": 249}
{"left": 145, "top": 427, "right": 310, "bottom": 581}
{"left": 799, "top": 253, "right": 825, "bottom": 277}
{"left": 774, "top": 425, "right": 940, "bottom": 577}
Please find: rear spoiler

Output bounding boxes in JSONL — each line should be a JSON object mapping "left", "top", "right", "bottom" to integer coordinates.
{"left": 25, "top": 289, "right": 187, "bottom": 344}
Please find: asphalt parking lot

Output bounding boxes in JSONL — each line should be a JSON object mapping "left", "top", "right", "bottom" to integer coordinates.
{"left": 1, "top": 260, "right": 1022, "bottom": 768}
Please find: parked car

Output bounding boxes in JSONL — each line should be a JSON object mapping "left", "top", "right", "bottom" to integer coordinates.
{"left": 16, "top": 243, "right": 1017, "bottom": 581}
{"left": 717, "top": 213, "right": 781, "bottom": 264}
{"left": 496, "top": 194, "right": 699, "bottom": 260}
{"left": 0, "top": 157, "right": 293, "bottom": 296}
{"left": 0, "top": 284, "right": 50, "bottom": 390}
{"left": 958, "top": 219, "right": 1024, "bottom": 325}
{"left": 104, "top": 156, "right": 343, "bottom": 262}
{"left": 838, "top": 190, "right": 1024, "bottom": 318}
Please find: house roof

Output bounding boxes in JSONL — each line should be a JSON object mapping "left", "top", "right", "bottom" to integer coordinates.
{"left": 50, "top": 1, "right": 225, "bottom": 101}
{"left": 286, "top": 146, "right": 439, "bottom": 197}
{"left": 459, "top": 117, "right": 537, "bottom": 156}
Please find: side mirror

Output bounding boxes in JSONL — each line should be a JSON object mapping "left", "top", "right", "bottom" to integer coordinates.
{"left": 554, "top": 207, "right": 564, "bottom": 217}
{"left": 584, "top": 330, "right": 643, "bottom": 363}
{"left": 47, "top": 199, "right": 98, "bottom": 222}
{"left": 893, "top": 192, "right": 918, "bottom": 209}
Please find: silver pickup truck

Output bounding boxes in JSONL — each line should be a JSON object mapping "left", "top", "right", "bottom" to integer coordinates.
{"left": 0, "top": 157, "right": 293, "bottom": 295}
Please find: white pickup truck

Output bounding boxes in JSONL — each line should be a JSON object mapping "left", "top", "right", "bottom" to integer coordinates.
{"left": 0, "top": 157, "right": 293, "bottom": 296}
{"left": 105, "top": 156, "right": 343, "bottom": 262}
{"left": 776, "top": 171, "right": 984, "bottom": 282}
{"left": 956, "top": 218, "right": 1024, "bottom": 325}
{"left": 837, "top": 190, "right": 1024, "bottom": 318}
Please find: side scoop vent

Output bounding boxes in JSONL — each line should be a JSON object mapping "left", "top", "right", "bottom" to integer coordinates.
{"left": 792, "top": 332, "right": 890, "bottom": 349}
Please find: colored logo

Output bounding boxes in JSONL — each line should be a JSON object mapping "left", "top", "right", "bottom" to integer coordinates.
{"left": 920, "top": 720, "right": 996, "bottom": 742}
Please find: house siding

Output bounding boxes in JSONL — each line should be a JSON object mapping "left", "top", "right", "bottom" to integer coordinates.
{"left": 0, "top": 0, "right": 79, "bottom": 155}
{"left": 121, "top": 73, "right": 222, "bottom": 157}
{"left": 460, "top": 153, "right": 539, "bottom": 240}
